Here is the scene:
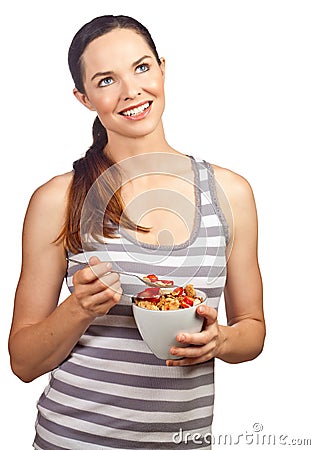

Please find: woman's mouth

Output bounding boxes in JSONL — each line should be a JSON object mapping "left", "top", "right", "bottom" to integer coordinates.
{"left": 118, "top": 101, "right": 152, "bottom": 120}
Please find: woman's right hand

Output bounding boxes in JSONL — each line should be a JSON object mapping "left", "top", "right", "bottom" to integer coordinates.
{"left": 72, "top": 256, "right": 122, "bottom": 318}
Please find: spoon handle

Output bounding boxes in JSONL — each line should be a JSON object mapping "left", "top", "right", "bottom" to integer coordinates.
{"left": 66, "top": 257, "right": 174, "bottom": 287}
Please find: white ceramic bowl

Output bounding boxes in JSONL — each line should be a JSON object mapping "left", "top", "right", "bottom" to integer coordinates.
{"left": 132, "top": 289, "right": 207, "bottom": 360}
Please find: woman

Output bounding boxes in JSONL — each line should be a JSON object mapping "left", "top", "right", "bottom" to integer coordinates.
{"left": 9, "top": 15, "right": 265, "bottom": 449}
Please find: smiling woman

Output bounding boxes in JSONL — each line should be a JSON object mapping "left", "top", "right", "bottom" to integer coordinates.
{"left": 8, "top": 14, "right": 265, "bottom": 450}
{"left": 74, "top": 29, "right": 166, "bottom": 140}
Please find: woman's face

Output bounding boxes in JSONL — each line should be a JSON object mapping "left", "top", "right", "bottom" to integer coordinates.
{"left": 76, "top": 28, "right": 165, "bottom": 140}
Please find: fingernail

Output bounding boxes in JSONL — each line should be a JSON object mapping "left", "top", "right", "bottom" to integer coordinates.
{"left": 177, "top": 334, "right": 185, "bottom": 343}
{"left": 198, "top": 306, "right": 204, "bottom": 314}
{"left": 105, "top": 262, "right": 112, "bottom": 270}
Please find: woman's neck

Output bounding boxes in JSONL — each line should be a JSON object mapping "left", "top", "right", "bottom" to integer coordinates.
{"left": 104, "top": 122, "right": 179, "bottom": 164}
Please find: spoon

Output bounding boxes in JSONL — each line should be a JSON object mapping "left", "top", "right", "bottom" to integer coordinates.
{"left": 66, "top": 257, "right": 178, "bottom": 288}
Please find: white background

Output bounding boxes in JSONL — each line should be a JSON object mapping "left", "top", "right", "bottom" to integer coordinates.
{"left": 1, "top": 0, "right": 314, "bottom": 448}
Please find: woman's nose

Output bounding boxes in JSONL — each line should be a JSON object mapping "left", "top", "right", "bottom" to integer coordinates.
{"left": 121, "top": 77, "right": 141, "bottom": 101}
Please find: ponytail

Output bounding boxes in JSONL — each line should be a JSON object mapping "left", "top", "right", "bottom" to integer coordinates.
{"left": 58, "top": 117, "right": 148, "bottom": 253}
{"left": 90, "top": 115, "right": 108, "bottom": 151}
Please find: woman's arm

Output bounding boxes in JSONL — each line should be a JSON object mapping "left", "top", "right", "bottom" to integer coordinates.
{"left": 9, "top": 174, "right": 122, "bottom": 382}
{"left": 167, "top": 167, "right": 265, "bottom": 365}
{"left": 215, "top": 167, "right": 265, "bottom": 363}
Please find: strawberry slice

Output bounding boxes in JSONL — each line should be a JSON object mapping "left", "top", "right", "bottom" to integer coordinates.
{"left": 158, "top": 280, "right": 174, "bottom": 286}
{"left": 172, "top": 287, "right": 184, "bottom": 296}
{"left": 136, "top": 287, "right": 161, "bottom": 299}
{"left": 145, "top": 274, "right": 159, "bottom": 282}
{"left": 180, "top": 296, "right": 194, "bottom": 308}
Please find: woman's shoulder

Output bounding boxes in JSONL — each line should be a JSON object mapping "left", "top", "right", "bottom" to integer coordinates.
{"left": 33, "top": 171, "right": 73, "bottom": 198}
{"left": 210, "top": 163, "right": 255, "bottom": 203}
{"left": 27, "top": 171, "right": 73, "bottom": 215}
{"left": 21, "top": 172, "right": 74, "bottom": 252}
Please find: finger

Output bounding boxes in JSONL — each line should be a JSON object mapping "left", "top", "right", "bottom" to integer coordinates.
{"left": 197, "top": 305, "right": 218, "bottom": 326}
{"left": 175, "top": 327, "right": 217, "bottom": 346}
{"left": 89, "top": 256, "right": 101, "bottom": 266}
{"left": 169, "top": 338, "right": 217, "bottom": 359}
{"left": 76, "top": 261, "right": 112, "bottom": 285}
{"left": 74, "top": 265, "right": 108, "bottom": 285}
{"left": 87, "top": 297, "right": 120, "bottom": 317}
{"left": 100, "top": 278, "right": 122, "bottom": 298}
{"left": 89, "top": 260, "right": 113, "bottom": 281}
{"left": 97, "top": 274, "right": 122, "bottom": 296}
{"left": 83, "top": 272, "right": 121, "bottom": 296}
{"left": 90, "top": 283, "right": 122, "bottom": 306}
{"left": 79, "top": 284, "right": 123, "bottom": 316}
{"left": 170, "top": 345, "right": 204, "bottom": 359}
{"left": 166, "top": 353, "right": 214, "bottom": 367}
{"left": 98, "top": 272, "right": 120, "bottom": 289}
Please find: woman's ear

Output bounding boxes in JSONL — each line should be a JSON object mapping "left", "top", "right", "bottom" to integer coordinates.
{"left": 73, "top": 88, "right": 96, "bottom": 111}
{"left": 159, "top": 57, "right": 166, "bottom": 77}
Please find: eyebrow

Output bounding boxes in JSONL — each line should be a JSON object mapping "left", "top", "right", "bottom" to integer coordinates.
{"left": 90, "top": 55, "right": 153, "bottom": 82}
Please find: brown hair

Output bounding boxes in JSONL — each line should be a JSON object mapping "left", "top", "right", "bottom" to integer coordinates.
{"left": 59, "top": 15, "right": 160, "bottom": 253}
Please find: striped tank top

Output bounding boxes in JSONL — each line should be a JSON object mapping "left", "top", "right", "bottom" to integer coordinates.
{"left": 33, "top": 156, "right": 228, "bottom": 450}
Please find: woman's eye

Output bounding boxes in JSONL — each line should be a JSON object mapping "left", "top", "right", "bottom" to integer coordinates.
{"left": 98, "top": 77, "right": 114, "bottom": 87}
{"left": 136, "top": 63, "right": 149, "bottom": 73}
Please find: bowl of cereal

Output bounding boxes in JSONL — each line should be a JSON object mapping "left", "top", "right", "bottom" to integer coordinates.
{"left": 132, "top": 283, "right": 207, "bottom": 360}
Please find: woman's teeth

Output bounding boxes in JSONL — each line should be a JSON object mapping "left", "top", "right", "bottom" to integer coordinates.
{"left": 121, "top": 102, "right": 150, "bottom": 117}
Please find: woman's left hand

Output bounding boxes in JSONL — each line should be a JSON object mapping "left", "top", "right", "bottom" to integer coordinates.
{"left": 166, "top": 305, "right": 225, "bottom": 366}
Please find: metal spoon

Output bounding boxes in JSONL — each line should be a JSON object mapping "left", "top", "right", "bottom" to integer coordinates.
{"left": 66, "top": 257, "right": 178, "bottom": 288}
